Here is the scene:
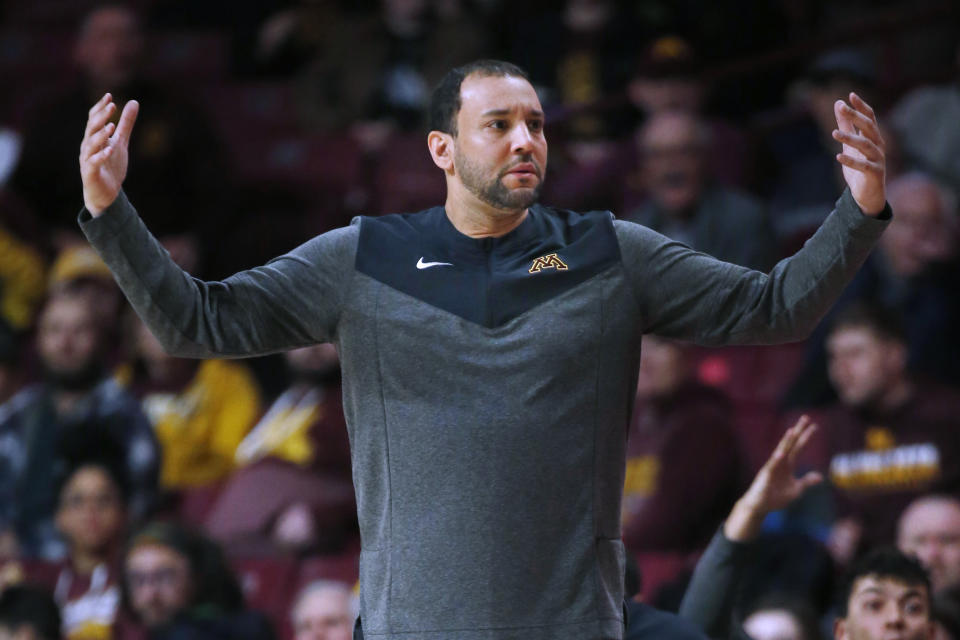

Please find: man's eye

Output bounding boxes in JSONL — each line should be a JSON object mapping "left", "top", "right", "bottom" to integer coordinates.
{"left": 864, "top": 599, "right": 884, "bottom": 612}
{"left": 489, "top": 120, "right": 506, "bottom": 130}
{"left": 904, "top": 600, "right": 927, "bottom": 616}
{"left": 529, "top": 120, "right": 543, "bottom": 132}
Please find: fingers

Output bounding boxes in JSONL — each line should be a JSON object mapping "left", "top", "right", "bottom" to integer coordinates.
{"left": 769, "top": 415, "right": 818, "bottom": 468}
{"left": 81, "top": 121, "right": 115, "bottom": 161}
{"left": 114, "top": 99, "right": 139, "bottom": 145}
{"left": 832, "top": 94, "right": 886, "bottom": 168}
{"left": 85, "top": 94, "right": 116, "bottom": 139}
{"left": 835, "top": 96, "right": 884, "bottom": 147}
{"left": 84, "top": 143, "right": 114, "bottom": 172}
{"left": 799, "top": 470, "right": 823, "bottom": 490}
{"left": 835, "top": 152, "right": 884, "bottom": 175}
{"left": 88, "top": 92, "right": 111, "bottom": 117}
{"left": 788, "top": 419, "right": 817, "bottom": 465}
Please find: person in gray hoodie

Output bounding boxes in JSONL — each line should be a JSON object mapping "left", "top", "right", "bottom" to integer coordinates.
{"left": 76, "top": 59, "right": 889, "bottom": 640}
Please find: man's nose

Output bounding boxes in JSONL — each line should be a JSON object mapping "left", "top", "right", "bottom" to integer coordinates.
{"left": 510, "top": 123, "right": 533, "bottom": 153}
{"left": 884, "top": 602, "right": 906, "bottom": 628}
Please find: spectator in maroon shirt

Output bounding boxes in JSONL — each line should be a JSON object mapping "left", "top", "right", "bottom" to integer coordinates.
{"left": 812, "top": 304, "right": 960, "bottom": 565}
{"left": 622, "top": 335, "right": 742, "bottom": 556}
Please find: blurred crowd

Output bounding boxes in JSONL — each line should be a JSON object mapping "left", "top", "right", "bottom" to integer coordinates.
{"left": 0, "top": 0, "right": 959, "bottom": 638}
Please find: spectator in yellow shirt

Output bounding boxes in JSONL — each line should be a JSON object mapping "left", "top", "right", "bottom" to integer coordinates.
{"left": 118, "top": 316, "right": 261, "bottom": 488}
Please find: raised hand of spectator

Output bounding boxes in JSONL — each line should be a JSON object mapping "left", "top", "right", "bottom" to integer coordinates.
{"left": 724, "top": 415, "right": 823, "bottom": 542}
{"left": 79, "top": 93, "right": 139, "bottom": 216}
{"left": 833, "top": 92, "right": 886, "bottom": 216}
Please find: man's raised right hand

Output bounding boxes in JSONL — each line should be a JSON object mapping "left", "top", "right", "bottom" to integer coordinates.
{"left": 79, "top": 93, "right": 139, "bottom": 216}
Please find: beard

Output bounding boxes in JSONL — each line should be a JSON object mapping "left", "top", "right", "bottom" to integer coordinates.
{"left": 43, "top": 359, "right": 105, "bottom": 393}
{"left": 455, "top": 149, "right": 543, "bottom": 211}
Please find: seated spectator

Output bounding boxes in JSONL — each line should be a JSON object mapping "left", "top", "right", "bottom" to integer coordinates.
{"left": 626, "top": 110, "right": 774, "bottom": 271}
{"left": 119, "top": 522, "right": 274, "bottom": 639}
{"left": 622, "top": 336, "right": 741, "bottom": 556}
{"left": 898, "top": 495, "right": 960, "bottom": 594}
{"left": 8, "top": 4, "right": 229, "bottom": 269}
{"left": 765, "top": 48, "right": 879, "bottom": 238}
{"left": 48, "top": 245, "right": 123, "bottom": 334}
{"left": 118, "top": 316, "right": 261, "bottom": 489}
{"left": 204, "top": 343, "right": 354, "bottom": 554}
{"left": 833, "top": 548, "right": 934, "bottom": 640}
{"left": 813, "top": 304, "right": 960, "bottom": 559}
{"left": 890, "top": 43, "right": 960, "bottom": 194}
{"left": 0, "top": 293, "right": 159, "bottom": 559}
{"left": 783, "top": 171, "right": 960, "bottom": 406}
{"left": 0, "top": 585, "right": 62, "bottom": 640}
{"left": 625, "top": 36, "right": 749, "bottom": 187}
{"left": 52, "top": 443, "right": 129, "bottom": 639}
{"left": 290, "top": 580, "right": 355, "bottom": 640}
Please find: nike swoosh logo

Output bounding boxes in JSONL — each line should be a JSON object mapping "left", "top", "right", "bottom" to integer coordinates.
{"left": 417, "top": 257, "right": 453, "bottom": 270}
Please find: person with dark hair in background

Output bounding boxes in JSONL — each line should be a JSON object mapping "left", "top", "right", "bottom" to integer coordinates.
{"left": 0, "top": 293, "right": 159, "bottom": 560}
{"left": 833, "top": 548, "right": 934, "bottom": 640}
{"left": 118, "top": 522, "right": 274, "bottom": 639}
{"left": 79, "top": 56, "right": 888, "bottom": 640}
{"left": 810, "top": 304, "right": 960, "bottom": 565}
{"left": 50, "top": 440, "right": 130, "bottom": 640}
{"left": 9, "top": 3, "right": 229, "bottom": 271}
{"left": 0, "top": 585, "right": 62, "bottom": 640}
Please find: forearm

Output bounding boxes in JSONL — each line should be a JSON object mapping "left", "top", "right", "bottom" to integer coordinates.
{"left": 678, "top": 528, "right": 752, "bottom": 638}
{"left": 624, "top": 188, "right": 890, "bottom": 346}
{"left": 79, "top": 191, "right": 351, "bottom": 358}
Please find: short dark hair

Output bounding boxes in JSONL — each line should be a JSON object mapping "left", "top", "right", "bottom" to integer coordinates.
{"left": 428, "top": 59, "right": 530, "bottom": 136}
{"left": 838, "top": 547, "right": 931, "bottom": 617}
{"left": 828, "top": 302, "right": 907, "bottom": 345}
{"left": 0, "top": 585, "right": 62, "bottom": 640}
{"left": 55, "top": 425, "right": 132, "bottom": 507}
{"left": 121, "top": 521, "right": 245, "bottom": 620}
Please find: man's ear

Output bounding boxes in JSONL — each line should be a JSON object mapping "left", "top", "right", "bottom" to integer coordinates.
{"left": 834, "top": 617, "right": 846, "bottom": 640}
{"left": 428, "top": 131, "right": 455, "bottom": 173}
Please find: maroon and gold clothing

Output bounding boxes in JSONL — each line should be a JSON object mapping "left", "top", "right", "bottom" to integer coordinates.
{"left": 819, "top": 384, "right": 960, "bottom": 547}
{"left": 53, "top": 563, "right": 121, "bottom": 640}
{"left": 622, "top": 382, "right": 742, "bottom": 553}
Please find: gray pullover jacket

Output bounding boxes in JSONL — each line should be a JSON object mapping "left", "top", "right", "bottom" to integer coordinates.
{"left": 80, "top": 189, "right": 887, "bottom": 640}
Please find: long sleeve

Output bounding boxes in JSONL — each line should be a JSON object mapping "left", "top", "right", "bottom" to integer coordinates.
{"left": 616, "top": 188, "right": 890, "bottom": 346}
{"left": 79, "top": 191, "right": 359, "bottom": 359}
{"left": 678, "top": 529, "right": 752, "bottom": 638}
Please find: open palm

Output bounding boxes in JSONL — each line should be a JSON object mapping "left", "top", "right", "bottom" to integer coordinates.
{"left": 741, "top": 415, "right": 822, "bottom": 514}
{"left": 79, "top": 93, "right": 139, "bottom": 215}
{"left": 832, "top": 92, "right": 886, "bottom": 216}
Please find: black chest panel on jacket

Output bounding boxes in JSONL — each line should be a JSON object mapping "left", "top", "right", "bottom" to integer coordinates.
{"left": 355, "top": 204, "right": 621, "bottom": 328}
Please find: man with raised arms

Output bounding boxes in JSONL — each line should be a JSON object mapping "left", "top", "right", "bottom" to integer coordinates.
{"left": 77, "top": 60, "right": 889, "bottom": 640}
